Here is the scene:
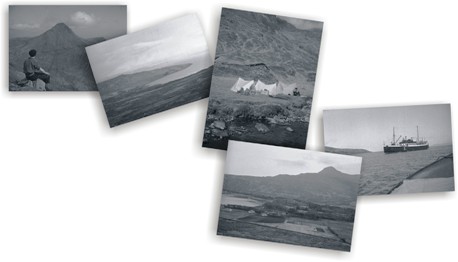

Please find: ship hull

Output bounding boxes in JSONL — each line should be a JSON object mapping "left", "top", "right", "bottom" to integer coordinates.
{"left": 384, "top": 144, "right": 429, "bottom": 153}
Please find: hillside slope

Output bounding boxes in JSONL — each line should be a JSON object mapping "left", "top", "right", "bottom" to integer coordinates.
{"left": 223, "top": 167, "right": 359, "bottom": 207}
{"left": 213, "top": 8, "right": 322, "bottom": 96}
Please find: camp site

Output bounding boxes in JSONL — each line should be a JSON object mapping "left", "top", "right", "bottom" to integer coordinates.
{"left": 202, "top": 8, "right": 321, "bottom": 150}
{"left": 230, "top": 77, "right": 300, "bottom": 97}
{"left": 203, "top": 75, "right": 313, "bottom": 150}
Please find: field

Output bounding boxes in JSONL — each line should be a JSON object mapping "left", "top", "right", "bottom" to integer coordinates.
{"left": 218, "top": 218, "right": 350, "bottom": 251}
{"left": 100, "top": 66, "right": 212, "bottom": 127}
{"left": 203, "top": 76, "right": 312, "bottom": 150}
{"left": 217, "top": 192, "right": 355, "bottom": 251}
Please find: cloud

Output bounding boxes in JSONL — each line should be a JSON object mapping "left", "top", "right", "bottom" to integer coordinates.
{"left": 70, "top": 11, "right": 96, "bottom": 26}
{"left": 11, "top": 23, "right": 40, "bottom": 30}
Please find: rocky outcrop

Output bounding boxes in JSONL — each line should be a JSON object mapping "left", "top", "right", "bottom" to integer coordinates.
{"left": 9, "top": 69, "right": 46, "bottom": 91}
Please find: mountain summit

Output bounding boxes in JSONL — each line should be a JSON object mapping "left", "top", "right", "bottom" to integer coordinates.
{"left": 48, "top": 23, "right": 75, "bottom": 34}
{"left": 317, "top": 166, "right": 343, "bottom": 175}
{"left": 27, "top": 23, "right": 85, "bottom": 51}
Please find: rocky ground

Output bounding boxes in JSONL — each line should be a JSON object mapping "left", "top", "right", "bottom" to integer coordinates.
{"left": 9, "top": 68, "right": 48, "bottom": 91}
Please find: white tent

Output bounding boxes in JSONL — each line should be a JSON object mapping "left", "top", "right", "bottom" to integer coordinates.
{"left": 230, "top": 78, "right": 254, "bottom": 92}
{"left": 278, "top": 82, "right": 297, "bottom": 95}
{"left": 270, "top": 84, "right": 282, "bottom": 96}
{"left": 254, "top": 80, "right": 277, "bottom": 95}
{"left": 253, "top": 80, "right": 263, "bottom": 91}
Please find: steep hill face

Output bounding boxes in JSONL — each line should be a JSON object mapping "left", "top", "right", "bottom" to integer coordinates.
{"left": 9, "top": 23, "right": 105, "bottom": 91}
{"left": 223, "top": 167, "right": 359, "bottom": 207}
{"left": 213, "top": 8, "right": 322, "bottom": 96}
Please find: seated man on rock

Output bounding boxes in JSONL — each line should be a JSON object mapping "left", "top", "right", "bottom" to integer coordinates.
{"left": 23, "top": 49, "right": 51, "bottom": 91}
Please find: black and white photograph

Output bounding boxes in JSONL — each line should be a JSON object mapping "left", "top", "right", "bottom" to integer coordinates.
{"left": 217, "top": 141, "right": 361, "bottom": 252}
{"left": 9, "top": 5, "right": 127, "bottom": 91}
{"left": 324, "top": 104, "right": 454, "bottom": 195}
{"left": 86, "top": 14, "right": 213, "bottom": 127}
{"left": 202, "top": 8, "right": 323, "bottom": 150}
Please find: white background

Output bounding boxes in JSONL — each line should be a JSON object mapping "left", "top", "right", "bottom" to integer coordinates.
{"left": 1, "top": 0, "right": 457, "bottom": 261}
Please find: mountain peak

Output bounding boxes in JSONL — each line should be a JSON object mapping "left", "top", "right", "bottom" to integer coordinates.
{"left": 48, "top": 23, "right": 73, "bottom": 34}
{"left": 30, "top": 22, "right": 85, "bottom": 50}
{"left": 318, "top": 166, "right": 341, "bottom": 174}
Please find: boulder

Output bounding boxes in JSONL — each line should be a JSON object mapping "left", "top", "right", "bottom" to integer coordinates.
{"left": 266, "top": 117, "right": 278, "bottom": 125}
{"left": 212, "top": 120, "right": 226, "bottom": 130}
{"left": 267, "top": 115, "right": 288, "bottom": 125}
{"left": 255, "top": 123, "right": 270, "bottom": 133}
{"left": 286, "top": 127, "right": 294, "bottom": 132}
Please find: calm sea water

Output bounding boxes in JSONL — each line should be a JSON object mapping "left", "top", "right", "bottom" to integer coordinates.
{"left": 357, "top": 145, "right": 453, "bottom": 195}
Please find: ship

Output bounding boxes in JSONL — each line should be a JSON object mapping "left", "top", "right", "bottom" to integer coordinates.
{"left": 383, "top": 126, "right": 429, "bottom": 153}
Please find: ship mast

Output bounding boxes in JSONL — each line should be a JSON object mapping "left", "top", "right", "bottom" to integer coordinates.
{"left": 393, "top": 127, "right": 395, "bottom": 144}
{"left": 417, "top": 125, "right": 419, "bottom": 142}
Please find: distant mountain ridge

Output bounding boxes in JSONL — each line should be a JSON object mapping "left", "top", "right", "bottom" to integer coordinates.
{"left": 9, "top": 23, "right": 106, "bottom": 91}
{"left": 223, "top": 166, "right": 359, "bottom": 207}
{"left": 97, "top": 63, "right": 193, "bottom": 99}
{"left": 325, "top": 146, "right": 371, "bottom": 155}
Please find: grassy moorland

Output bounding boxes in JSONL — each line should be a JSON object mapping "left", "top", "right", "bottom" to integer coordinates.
{"left": 100, "top": 66, "right": 212, "bottom": 127}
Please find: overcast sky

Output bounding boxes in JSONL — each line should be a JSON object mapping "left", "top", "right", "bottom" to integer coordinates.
{"left": 86, "top": 14, "right": 211, "bottom": 83}
{"left": 324, "top": 104, "right": 453, "bottom": 152}
{"left": 9, "top": 5, "right": 126, "bottom": 39}
{"left": 225, "top": 141, "right": 362, "bottom": 177}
